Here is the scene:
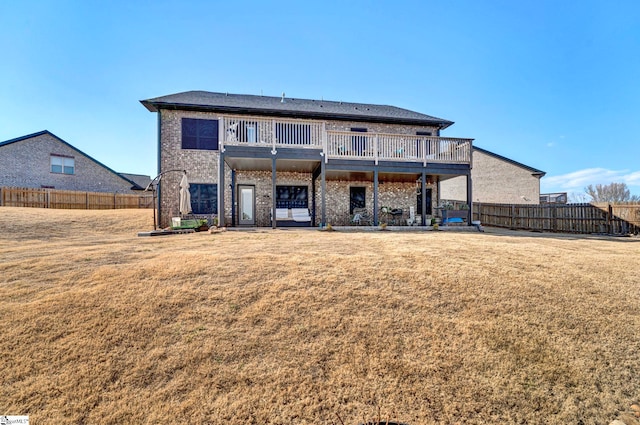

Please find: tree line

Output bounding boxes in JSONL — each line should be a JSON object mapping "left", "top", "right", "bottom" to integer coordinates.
{"left": 584, "top": 182, "right": 640, "bottom": 203}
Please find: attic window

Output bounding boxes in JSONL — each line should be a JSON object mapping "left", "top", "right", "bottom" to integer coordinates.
{"left": 51, "top": 155, "right": 74, "bottom": 175}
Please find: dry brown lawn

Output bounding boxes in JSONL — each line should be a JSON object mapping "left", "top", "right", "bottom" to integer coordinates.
{"left": 1, "top": 207, "right": 639, "bottom": 424}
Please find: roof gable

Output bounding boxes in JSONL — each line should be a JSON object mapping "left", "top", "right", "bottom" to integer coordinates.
{"left": 0, "top": 130, "right": 144, "bottom": 190}
{"left": 141, "top": 91, "right": 454, "bottom": 129}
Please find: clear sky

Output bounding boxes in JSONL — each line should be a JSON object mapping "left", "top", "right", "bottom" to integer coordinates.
{"left": 1, "top": 0, "right": 639, "bottom": 199}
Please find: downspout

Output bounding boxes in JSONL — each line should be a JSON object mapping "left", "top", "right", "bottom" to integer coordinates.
{"left": 231, "top": 169, "right": 236, "bottom": 227}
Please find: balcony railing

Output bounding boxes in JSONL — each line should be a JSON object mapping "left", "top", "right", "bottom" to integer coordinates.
{"left": 221, "top": 116, "right": 323, "bottom": 148}
{"left": 325, "top": 131, "right": 471, "bottom": 163}
{"left": 220, "top": 116, "right": 471, "bottom": 164}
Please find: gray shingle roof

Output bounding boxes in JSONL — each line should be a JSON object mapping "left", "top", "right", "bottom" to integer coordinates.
{"left": 141, "top": 91, "right": 454, "bottom": 129}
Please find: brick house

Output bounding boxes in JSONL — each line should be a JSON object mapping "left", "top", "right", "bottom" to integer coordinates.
{"left": 141, "top": 91, "right": 475, "bottom": 228}
{"left": 439, "top": 146, "right": 545, "bottom": 204}
{"left": 0, "top": 130, "right": 145, "bottom": 193}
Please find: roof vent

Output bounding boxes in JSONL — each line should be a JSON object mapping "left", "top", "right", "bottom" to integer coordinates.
{"left": 281, "top": 92, "right": 286, "bottom": 103}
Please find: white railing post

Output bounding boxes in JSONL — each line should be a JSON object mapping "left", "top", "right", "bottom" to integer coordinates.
{"left": 272, "top": 119, "right": 277, "bottom": 154}
{"left": 374, "top": 135, "right": 379, "bottom": 165}
{"left": 219, "top": 116, "right": 225, "bottom": 152}
{"left": 423, "top": 137, "right": 427, "bottom": 167}
{"left": 322, "top": 122, "right": 328, "bottom": 163}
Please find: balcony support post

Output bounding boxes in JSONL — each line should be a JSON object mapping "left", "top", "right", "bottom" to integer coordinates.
{"left": 467, "top": 173, "right": 473, "bottom": 225}
{"left": 421, "top": 171, "right": 427, "bottom": 226}
{"left": 373, "top": 167, "right": 379, "bottom": 226}
{"left": 218, "top": 151, "right": 225, "bottom": 227}
{"left": 272, "top": 155, "right": 277, "bottom": 229}
{"left": 321, "top": 154, "right": 327, "bottom": 227}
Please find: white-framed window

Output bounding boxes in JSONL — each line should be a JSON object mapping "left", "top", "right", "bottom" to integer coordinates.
{"left": 51, "top": 155, "right": 75, "bottom": 175}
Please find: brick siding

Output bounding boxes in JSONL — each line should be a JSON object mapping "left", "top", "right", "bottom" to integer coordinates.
{"left": 0, "top": 133, "right": 139, "bottom": 193}
{"left": 439, "top": 149, "right": 541, "bottom": 204}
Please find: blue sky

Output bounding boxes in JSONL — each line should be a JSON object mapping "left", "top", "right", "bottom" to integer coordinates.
{"left": 1, "top": 0, "right": 639, "bottom": 199}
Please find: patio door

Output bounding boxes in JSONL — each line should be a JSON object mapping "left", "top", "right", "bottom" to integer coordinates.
{"left": 238, "top": 185, "right": 255, "bottom": 225}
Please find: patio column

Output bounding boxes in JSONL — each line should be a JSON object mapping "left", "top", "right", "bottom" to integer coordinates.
{"left": 272, "top": 155, "right": 277, "bottom": 229}
{"left": 218, "top": 152, "right": 225, "bottom": 227}
{"left": 421, "top": 172, "right": 427, "bottom": 226}
{"left": 321, "top": 156, "right": 326, "bottom": 227}
{"left": 467, "top": 173, "right": 473, "bottom": 225}
{"left": 311, "top": 175, "right": 316, "bottom": 225}
{"left": 373, "top": 167, "right": 379, "bottom": 226}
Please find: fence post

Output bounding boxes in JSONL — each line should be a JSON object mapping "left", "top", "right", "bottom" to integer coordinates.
{"left": 511, "top": 204, "right": 515, "bottom": 230}
{"left": 0, "top": 187, "right": 3, "bottom": 207}
{"left": 607, "top": 204, "right": 613, "bottom": 234}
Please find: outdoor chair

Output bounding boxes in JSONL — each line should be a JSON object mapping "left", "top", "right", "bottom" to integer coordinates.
{"left": 351, "top": 208, "right": 371, "bottom": 225}
{"left": 390, "top": 208, "right": 403, "bottom": 225}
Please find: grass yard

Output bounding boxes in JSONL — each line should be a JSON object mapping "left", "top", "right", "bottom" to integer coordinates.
{"left": 0, "top": 207, "right": 639, "bottom": 424}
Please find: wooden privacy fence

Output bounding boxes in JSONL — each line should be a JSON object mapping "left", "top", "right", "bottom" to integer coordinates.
{"left": 0, "top": 187, "right": 153, "bottom": 209}
{"left": 474, "top": 202, "right": 640, "bottom": 235}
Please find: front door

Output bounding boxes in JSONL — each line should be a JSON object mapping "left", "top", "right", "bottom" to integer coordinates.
{"left": 238, "top": 185, "right": 255, "bottom": 225}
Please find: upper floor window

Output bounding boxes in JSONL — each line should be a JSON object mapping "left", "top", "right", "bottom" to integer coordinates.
{"left": 51, "top": 155, "right": 74, "bottom": 174}
{"left": 182, "top": 118, "right": 219, "bottom": 150}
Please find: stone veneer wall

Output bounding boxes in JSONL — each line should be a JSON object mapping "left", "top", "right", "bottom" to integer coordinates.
{"left": 0, "top": 133, "right": 140, "bottom": 193}
{"left": 233, "top": 170, "right": 312, "bottom": 227}
{"left": 439, "top": 149, "right": 541, "bottom": 204}
{"left": 315, "top": 180, "right": 438, "bottom": 226}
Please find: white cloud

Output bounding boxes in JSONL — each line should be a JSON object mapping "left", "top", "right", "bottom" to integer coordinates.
{"left": 541, "top": 167, "right": 640, "bottom": 195}
{"left": 625, "top": 170, "right": 640, "bottom": 185}
{"left": 546, "top": 142, "right": 555, "bottom": 148}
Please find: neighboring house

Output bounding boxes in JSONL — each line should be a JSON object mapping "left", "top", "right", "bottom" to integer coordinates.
{"left": 0, "top": 130, "right": 144, "bottom": 193}
{"left": 141, "top": 91, "right": 476, "bottom": 228}
{"left": 439, "top": 146, "right": 545, "bottom": 204}
{"left": 540, "top": 192, "right": 567, "bottom": 204}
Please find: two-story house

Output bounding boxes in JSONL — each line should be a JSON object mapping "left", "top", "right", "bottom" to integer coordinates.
{"left": 141, "top": 91, "right": 474, "bottom": 228}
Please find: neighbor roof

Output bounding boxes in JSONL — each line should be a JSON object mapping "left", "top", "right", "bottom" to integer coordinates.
{"left": 141, "top": 91, "right": 454, "bottom": 129}
{"left": 474, "top": 146, "right": 546, "bottom": 177}
{"left": 118, "top": 173, "right": 152, "bottom": 189}
{"left": 0, "top": 130, "right": 145, "bottom": 190}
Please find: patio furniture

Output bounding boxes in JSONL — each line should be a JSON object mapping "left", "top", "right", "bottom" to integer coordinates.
{"left": 390, "top": 208, "right": 403, "bottom": 225}
{"left": 351, "top": 208, "right": 371, "bottom": 225}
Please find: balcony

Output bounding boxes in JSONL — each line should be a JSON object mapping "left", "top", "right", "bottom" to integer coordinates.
{"left": 220, "top": 116, "right": 471, "bottom": 164}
